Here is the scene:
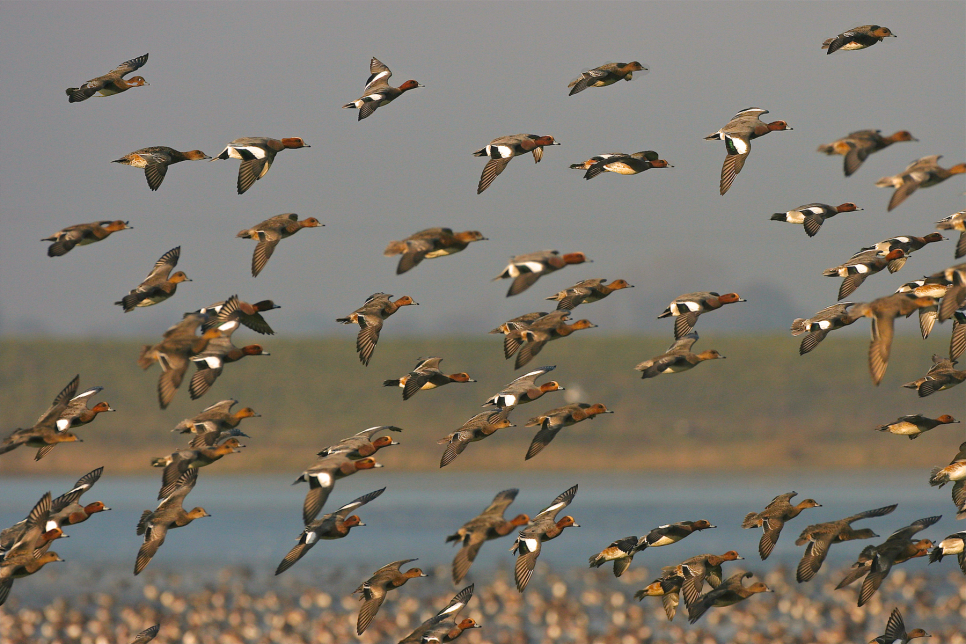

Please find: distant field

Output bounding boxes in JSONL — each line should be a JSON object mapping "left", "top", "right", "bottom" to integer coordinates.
{"left": 0, "top": 334, "right": 962, "bottom": 475}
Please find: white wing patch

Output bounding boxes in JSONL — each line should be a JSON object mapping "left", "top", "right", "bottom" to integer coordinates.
{"left": 313, "top": 472, "right": 333, "bottom": 487}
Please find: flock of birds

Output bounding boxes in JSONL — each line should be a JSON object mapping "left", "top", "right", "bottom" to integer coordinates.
{"left": 3, "top": 19, "right": 966, "bottom": 644}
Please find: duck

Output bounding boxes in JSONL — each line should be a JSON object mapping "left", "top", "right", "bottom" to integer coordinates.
{"left": 875, "top": 414, "right": 959, "bottom": 439}
{"left": 823, "top": 249, "right": 906, "bottom": 300}
{"left": 770, "top": 202, "right": 862, "bottom": 237}
{"left": 113, "top": 146, "right": 210, "bottom": 190}
{"left": 446, "top": 489, "right": 529, "bottom": 583}
{"left": 342, "top": 57, "right": 422, "bottom": 120}
{"left": 928, "top": 442, "right": 966, "bottom": 520}
{"left": 861, "top": 233, "right": 945, "bottom": 273}
{"left": 511, "top": 484, "right": 579, "bottom": 592}
{"left": 495, "top": 250, "right": 591, "bottom": 297}
{"left": 546, "top": 278, "right": 634, "bottom": 310}
{"left": 383, "top": 356, "right": 475, "bottom": 400}
{"left": 513, "top": 313, "right": 597, "bottom": 369}
{"left": 151, "top": 437, "right": 245, "bottom": 499}
{"left": 212, "top": 137, "right": 310, "bottom": 194}
{"left": 194, "top": 296, "right": 281, "bottom": 336}
{"left": 936, "top": 211, "right": 966, "bottom": 259}
{"left": 902, "top": 354, "right": 966, "bottom": 397}
{"left": 188, "top": 315, "right": 269, "bottom": 400}
{"left": 437, "top": 409, "right": 514, "bottom": 468}
{"left": 0, "top": 493, "right": 53, "bottom": 564}
{"left": 791, "top": 302, "right": 857, "bottom": 355}
{"left": 794, "top": 503, "right": 897, "bottom": 582}
{"left": 398, "top": 585, "right": 475, "bottom": 644}
{"left": 818, "top": 129, "right": 917, "bottom": 176}
{"left": 473, "top": 134, "right": 559, "bottom": 194}
{"left": 275, "top": 488, "right": 385, "bottom": 575}
{"left": 34, "top": 385, "right": 114, "bottom": 461}
{"left": 316, "top": 425, "right": 402, "bottom": 460}
{"left": 931, "top": 262, "right": 966, "bottom": 322}
{"left": 705, "top": 107, "right": 792, "bottom": 195}
{"left": 134, "top": 468, "right": 209, "bottom": 575}
{"left": 384, "top": 228, "right": 487, "bottom": 274}
{"left": 568, "top": 61, "right": 647, "bottom": 95}
{"left": 822, "top": 25, "right": 896, "bottom": 54}
{"left": 523, "top": 403, "right": 612, "bottom": 460}
{"left": 353, "top": 559, "right": 427, "bottom": 634}
{"left": 482, "top": 366, "right": 563, "bottom": 408}
{"left": 928, "top": 530, "right": 966, "bottom": 574}
{"left": 43, "top": 220, "right": 131, "bottom": 257}
{"left": 743, "top": 492, "right": 823, "bottom": 560}
{"left": 635, "top": 332, "right": 725, "bottom": 379}
{"left": 0, "top": 375, "right": 81, "bottom": 456}
{"left": 579, "top": 151, "right": 672, "bottom": 180}
{"left": 870, "top": 607, "right": 930, "bottom": 644}
{"left": 661, "top": 551, "right": 745, "bottom": 609}
{"left": 634, "top": 573, "right": 684, "bottom": 621}
{"left": 137, "top": 315, "right": 223, "bottom": 408}
{"left": 43, "top": 467, "right": 110, "bottom": 536}
{"left": 0, "top": 550, "right": 62, "bottom": 606}
{"left": 115, "top": 247, "right": 190, "bottom": 312}
{"left": 876, "top": 155, "right": 966, "bottom": 211}
{"left": 336, "top": 293, "right": 418, "bottom": 365}
{"left": 293, "top": 455, "right": 383, "bottom": 524}
{"left": 589, "top": 520, "right": 716, "bottom": 577}
{"left": 66, "top": 53, "right": 148, "bottom": 102}
{"left": 893, "top": 279, "right": 947, "bottom": 340}
{"left": 687, "top": 572, "right": 772, "bottom": 624}
{"left": 658, "top": 291, "right": 746, "bottom": 339}
{"left": 421, "top": 618, "right": 481, "bottom": 643}
{"left": 236, "top": 214, "right": 323, "bottom": 277}
{"left": 843, "top": 293, "right": 939, "bottom": 385}
{"left": 172, "top": 400, "right": 260, "bottom": 438}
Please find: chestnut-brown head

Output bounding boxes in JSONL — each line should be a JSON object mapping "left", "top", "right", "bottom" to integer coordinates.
{"left": 399, "top": 80, "right": 423, "bottom": 91}
{"left": 106, "top": 220, "right": 132, "bottom": 232}
{"left": 949, "top": 163, "right": 966, "bottom": 175}
{"left": 884, "top": 249, "right": 906, "bottom": 261}
{"left": 355, "top": 457, "right": 383, "bottom": 471}
{"left": 187, "top": 507, "right": 211, "bottom": 520}
{"left": 890, "top": 130, "right": 917, "bottom": 142}
{"left": 183, "top": 150, "right": 211, "bottom": 161}
{"left": 54, "top": 432, "right": 80, "bottom": 444}
{"left": 126, "top": 76, "right": 148, "bottom": 88}
{"left": 343, "top": 515, "right": 365, "bottom": 529}
{"left": 557, "top": 515, "right": 580, "bottom": 528}
{"left": 394, "top": 295, "right": 419, "bottom": 306}
{"left": 540, "top": 381, "right": 564, "bottom": 393}
{"left": 253, "top": 300, "right": 281, "bottom": 312}
{"left": 404, "top": 567, "right": 427, "bottom": 579}
{"left": 169, "top": 271, "right": 191, "bottom": 284}
{"left": 562, "top": 252, "right": 590, "bottom": 265}
{"left": 92, "top": 401, "right": 115, "bottom": 414}
{"left": 836, "top": 202, "right": 861, "bottom": 213}
{"left": 719, "top": 550, "right": 743, "bottom": 562}
{"left": 449, "top": 373, "right": 476, "bottom": 383}
{"left": 36, "top": 552, "right": 65, "bottom": 567}
{"left": 236, "top": 407, "right": 260, "bottom": 419}
{"left": 219, "top": 437, "right": 246, "bottom": 452}
{"left": 609, "top": 279, "right": 634, "bottom": 290}
{"left": 510, "top": 513, "right": 531, "bottom": 526}
{"left": 585, "top": 403, "right": 613, "bottom": 418}
{"left": 870, "top": 26, "right": 896, "bottom": 38}
{"left": 921, "top": 232, "right": 944, "bottom": 243}
{"left": 624, "top": 61, "right": 646, "bottom": 72}
{"left": 241, "top": 345, "right": 268, "bottom": 357}
{"left": 650, "top": 159, "right": 672, "bottom": 168}
{"left": 767, "top": 120, "right": 792, "bottom": 132}
{"left": 720, "top": 292, "right": 746, "bottom": 304}
{"left": 798, "top": 499, "right": 822, "bottom": 509}
{"left": 697, "top": 349, "right": 725, "bottom": 361}
{"left": 39, "top": 528, "right": 65, "bottom": 544}
{"left": 691, "top": 519, "right": 716, "bottom": 530}
{"left": 570, "top": 319, "right": 597, "bottom": 331}
{"left": 747, "top": 582, "right": 772, "bottom": 594}
{"left": 281, "top": 137, "right": 310, "bottom": 149}
{"left": 300, "top": 217, "right": 324, "bottom": 228}
{"left": 457, "top": 618, "right": 481, "bottom": 630}
{"left": 905, "top": 628, "right": 931, "bottom": 639}
{"left": 371, "top": 435, "right": 399, "bottom": 450}
{"left": 455, "top": 230, "right": 487, "bottom": 243}
{"left": 85, "top": 501, "right": 110, "bottom": 514}
{"left": 936, "top": 415, "right": 959, "bottom": 424}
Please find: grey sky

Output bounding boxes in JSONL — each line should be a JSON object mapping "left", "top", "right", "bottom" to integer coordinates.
{"left": 1, "top": 1, "right": 964, "bottom": 338}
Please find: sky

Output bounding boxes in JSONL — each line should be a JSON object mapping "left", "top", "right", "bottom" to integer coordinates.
{"left": 1, "top": 1, "right": 964, "bottom": 338}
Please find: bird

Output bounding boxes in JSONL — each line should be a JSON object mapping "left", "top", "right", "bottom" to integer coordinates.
{"left": 33, "top": 384, "right": 114, "bottom": 461}
{"left": 770, "top": 202, "right": 862, "bottom": 237}
{"left": 193, "top": 296, "right": 281, "bottom": 336}
{"left": 951, "top": 306, "right": 966, "bottom": 361}
{"left": 129, "top": 625, "right": 161, "bottom": 644}
{"left": 823, "top": 249, "right": 906, "bottom": 300}
{"left": 568, "top": 61, "right": 647, "bottom": 95}
{"left": 420, "top": 616, "right": 481, "bottom": 643}
{"left": 875, "top": 155, "right": 966, "bottom": 211}
{"left": 494, "top": 250, "right": 591, "bottom": 297}
{"left": 661, "top": 551, "right": 745, "bottom": 609}
{"left": 936, "top": 211, "right": 966, "bottom": 259}
{"left": 211, "top": 137, "right": 310, "bottom": 194}
{"left": 822, "top": 25, "right": 896, "bottom": 54}
{"left": 40, "top": 467, "right": 110, "bottom": 539}
{"left": 546, "top": 278, "right": 634, "bottom": 310}
{"left": 236, "top": 214, "right": 323, "bottom": 277}
{"left": 635, "top": 332, "right": 725, "bottom": 379}
{"left": 315, "top": 425, "right": 402, "bottom": 460}
{"left": 42, "top": 220, "right": 131, "bottom": 257}
{"left": 275, "top": 488, "right": 385, "bottom": 575}
{"left": 817, "top": 129, "right": 917, "bottom": 176}
{"left": 0, "top": 493, "right": 63, "bottom": 606}
{"left": 342, "top": 57, "right": 422, "bottom": 120}
{"left": 502, "top": 312, "right": 570, "bottom": 360}
{"left": 0, "top": 492, "right": 54, "bottom": 561}
{"left": 705, "top": 107, "right": 792, "bottom": 195}
{"left": 1, "top": 375, "right": 81, "bottom": 456}
{"left": 398, "top": 584, "right": 475, "bottom": 644}
{"left": 115, "top": 247, "right": 190, "bottom": 312}
{"left": 859, "top": 233, "right": 945, "bottom": 273}
{"left": 835, "top": 515, "right": 940, "bottom": 606}
{"left": 137, "top": 315, "right": 223, "bottom": 408}
{"left": 113, "top": 146, "right": 210, "bottom": 190}
{"left": 66, "top": 53, "right": 148, "bottom": 102}
{"left": 134, "top": 468, "right": 209, "bottom": 575}
{"left": 445, "top": 489, "right": 529, "bottom": 584}
{"left": 579, "top": 151, "right": 672, "bottom": 180}
{"left": 382, "top": 356, "right": 475, "bottom": 400}
{"left": 151, "top": 437, "right": 245, "bottom": 499}
{"left": 353, "top": 559, "right": 426, "bottom": 634}
{"left": 336, "top": 293, "right": 419, "bottom": 365}
{"left": 742, "top": 492, "right": 822, "bottom": 560}
{"left": 473, "top": 134, "right": 559, "bottom": 194}
{"left": 437, "top": 409, "right": 514, "bottom": 468}
{"left": 383, "top": 228, "right": 487, "bottom": 274}
{"left": 874, "top": 414, "right": 959, "bottom": 439}
{"left": 482, "top": 366, "right": 564, "bottom": 409}
{"left": 511, "top": 484, "right": 579, "bottom": 592}
{"left": 686, "top": 571, "right": 772, "bottom": 624}
{"left": 928, "top": 530, "right": 966, "bottom": 575}
{"left": 791, "top": 302, "right": 857, "bottom": 355}
{"left": 523, "top": 403, "right": 612, "bottom": 460}
{"left": 292, "top": 455, "right": 383, "bottom": 524}
{"left": 843, "top": 293, "right": 939, "bottom": 385}
{"left": 794, "top": 503, "right": 897, "bottom": 582}
{"left": 658, "top": 292, "right": 746, "bottom": 339}
{"left": 928, "top": 441, "right": 966, "bottom": 519}
{"left": 902, "top": 354, "right": 966, "bottom": 397}
{"left": 588, "top": 536, "right": 643, "bottom": 577}
{"left": 892, "top": 279, "right": 947, "bottom": 340}
{"left": 870, "top": 607, "right": 930, "bottom": 644}
{"left": 188, "top": 320, "right": 269, "bottom": 400}
{"left": 512, "top": 312, "right": 597, "bottom": 369}
{"left": 589, "top": 521, "right": 718, "bottom": 578}
{"left": 634, "top": 572, "right": 685, "bottom": 621}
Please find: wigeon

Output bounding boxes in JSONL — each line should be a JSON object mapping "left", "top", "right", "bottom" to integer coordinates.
{"left": 236, "top": 214, "right": 322, "bottom": 277}
{"left": 66, "top": 53, "right": 148, "bottom": 102}
{"left": 384, "top": 228, "right": 487, "bottom": 274}
{"left": 568, "top": 61, "right": 647, "bottom": 95}
{"left": 383, "top": 356, "right": 475, "bottom": 400}
{"left": 876, "top": 155, "right": 966, "bottom": 211}
{"left": 353, "top": 559, "right": 427, "bottom": 634}
{"left": 635, "top": 332, "right": 725, "bottom": 379}
{"left": 687, "top": 572, "right": 772, "bottom": 624}
{"left": 818, "top": 129, "right": 917, "bottom": 176}
{"left": 342, "top": 57, "right": 422, "bottom": 120}
{"left": 212, "top": 137, "right": 310, "bottom": 194}
{"left": 446, "top": 489, "right": 529, "bottom": 583}
{"left": 794, "top": 504, "right": 897, "bottom": 582}
{"left": 511, "top": 484, "right": 579, "bottom": 592}
{"left": 494, "top": 250, "right": 590, "bottom": 297}
{"left": 114, "top": 146, "right": 210, "bottom": 190}
{"left": 336, "top": 293, "right": 418, "bottom": 366}
{"left": 705, "top": 107, "right": 792, "bottom": 195}
{"left": 115, "top": 246, "right": 190, "bottom": 312}
{"left": 134, "top": 468, "right": 209, "bottom": 575}
{"left": 43, "top": 220, "right": 131, "bottom": 257}
{"left": 771, "top": 202, "right": 862, "bottom": 237}
{"left": 822, "top": 25, "right": 896, "bottom": 54}
{"left": 658, "top": 291, "right": 746, "bottom": 338}
{"left": 742, "top": 492, "right": 822, "bottom": 560}
{"left": 473, "top": 134, "right": 559, "bottom": 194}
